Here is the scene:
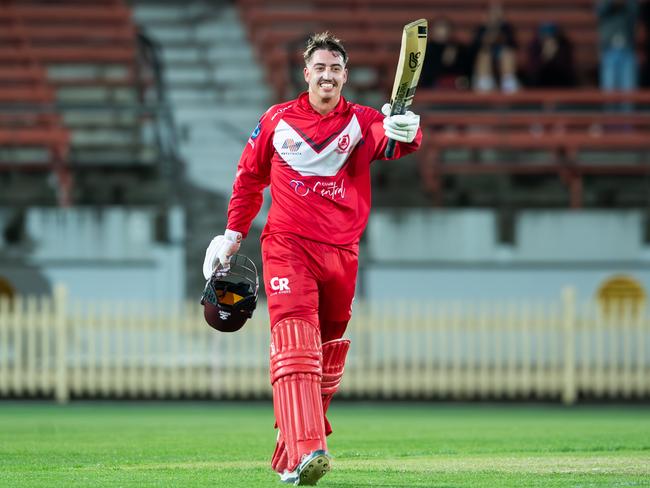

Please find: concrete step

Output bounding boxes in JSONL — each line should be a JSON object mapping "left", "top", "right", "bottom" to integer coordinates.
{"left": 133, "top": 0, "right": 271, "bottom": 201}
{"left": 134, "top": 2, "right": 224, "bottom": 25}
{"left": 194, "top": 23, "right": 246, "bottom": 44}
{"left": 47, "top": 65, "right": 129, "bottom": 81}
{"left": 162, "top": 47, "right": 258, "bottom": 67}
{"left": 205, "top": 42, "right": 262, "bottom": 63}
{"left": 144, "top": 25, "right": 198, "bottom": 43}
{"left": 153, "top": 39, "right": 211, "bottom": 51}
{"left": 212, "top": 66, "right": 264, "bottom": 84}
{"left": 133, "top": 5, "right": 191, "bottom": 23}
{"left": 62, "top": 111, "right": 138, "bottom": 126}
{"left": 168, "top": 87, "right": 270, "bottom": 106}
{"left": 173, "top": 106, "right": 223, "bottom": 123}
{"left": 211, "top": 105, "right": 263, "bottom": 120}
{"left": 71, "top": 128, "right": 145, "bottom": 146}
{"left": 56, "top": 87, "right": 138, "bottom": 104}
{"left": 185, "top": 109, "right": 261, "bottom": 130}
{"left": 174, "top": 108, "right": 262, "bottom": 130}
{"left": 160, "top": 46, "right": 204, "bottom": 64}
{"left": 168, "top": 88, "right": 221, "bottom": 105}
{"left": 0, "top": 148, "right": 49, "bottom": 164}
{"left": 180, "top": 136, "right": 244, "bottom": 155}
{"left": 212, "top": 6, "right": 238, "bottom": 22}
{"left": 70, "top": 147, "right": 157, "bottom": 165}
{"left": 164, "top": 71, "right": 265, "bottom": 91}
{"left": 181, "top": 144, "right": 243, "bottom": 163}
{"left": 186, "top": 130, "right": 247, "bottom": 147}
{"left": 165, "top": 69, "right": 214, "bottom": 84}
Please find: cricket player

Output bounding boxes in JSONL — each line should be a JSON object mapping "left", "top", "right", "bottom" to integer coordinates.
{"left": 202, "top": 32, "right": 422, "bottom": 485}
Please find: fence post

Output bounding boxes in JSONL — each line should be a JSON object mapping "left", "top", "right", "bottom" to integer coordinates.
{"left": 54, "top": 284, "right": 69, "bottom": 404}
{"left": 562, "top": 287, "right": 577, "bottom": 405}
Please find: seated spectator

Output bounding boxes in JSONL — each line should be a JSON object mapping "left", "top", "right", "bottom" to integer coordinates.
{"left": 526, "top": 23, "right": 577, "bottom": 87}
{"left": 470, "top": 1, "right": 519, "bottom": 93}
{"left": 420, "top": 17, "right": 471, "bottom": 90}
{"left": 597, "top": 0, "right": 639, "bottom": 91}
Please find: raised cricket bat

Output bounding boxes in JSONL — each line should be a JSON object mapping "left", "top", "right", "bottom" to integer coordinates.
{"left": 384, "top": 19, "right": 428, "bottom": 158}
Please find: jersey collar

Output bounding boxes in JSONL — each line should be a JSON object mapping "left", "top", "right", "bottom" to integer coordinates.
{"left": 297, "top": 92, "right": 348, "bottom": 117}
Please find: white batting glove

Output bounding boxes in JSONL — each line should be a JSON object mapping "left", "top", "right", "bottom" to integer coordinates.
{"left": 202, "top": 229, "right": 242, "bottom": 279}
{"left": 381, "top": 103, "right": 420, "bottom": 143}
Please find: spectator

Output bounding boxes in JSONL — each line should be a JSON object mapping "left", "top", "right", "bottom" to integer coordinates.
{"left": 597, "top": 0, "right": 639, "bottom": 91}
{"left": 470, "top": 1, "right": 519, "bottom": 93}
{"left": 526, "top": 22, "right": 577, "bottom": 87}
{"left": 420, "top": 17, "right": 471, "bottom": 90}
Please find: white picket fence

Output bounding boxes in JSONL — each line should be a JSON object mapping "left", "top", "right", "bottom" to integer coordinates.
{"left": 0, "top": 286, "right": 648, "bottom": 404}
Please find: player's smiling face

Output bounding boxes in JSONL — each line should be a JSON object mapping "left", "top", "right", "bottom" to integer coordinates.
{"left": 304, "top": 49, "right": 347, "bottom": 101}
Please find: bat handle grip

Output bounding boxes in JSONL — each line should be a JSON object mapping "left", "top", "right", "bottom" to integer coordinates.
{"left": 384, "top": 138, "right": 397, "bottom": 159}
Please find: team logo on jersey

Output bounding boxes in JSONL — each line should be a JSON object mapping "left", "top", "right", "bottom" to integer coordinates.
{"left": 337, "top": 134, "right": 350, "bottom": 153}
{"left": 282, "top": 138, "right": 303, "bottom": 153}
{"left": 290, "top": 179, "right": 310, "bottom": 197}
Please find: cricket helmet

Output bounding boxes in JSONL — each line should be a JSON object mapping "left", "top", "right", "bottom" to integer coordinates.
{"left": 200, "top": 254, "right": 258, "bottom": 333}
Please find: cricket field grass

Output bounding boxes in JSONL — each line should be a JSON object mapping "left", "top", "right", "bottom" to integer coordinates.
{"left": 0, "top": 402, "right": 648, "bottom": 487}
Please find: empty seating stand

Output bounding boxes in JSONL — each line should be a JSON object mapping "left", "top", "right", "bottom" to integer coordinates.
{"left": 0, "top": 112, "right": 71, "bottom": 201}
{"left": 0, "top": 0, "right": 152, "bottom": 204}
{"left": 415, "top": 90, "right": 650, "bottom": 207}
{"left": 0, "top": 9, "right": 72, "bottom": 205}
{"left": 0, "top": 2, "right": 139, "bottom": 94}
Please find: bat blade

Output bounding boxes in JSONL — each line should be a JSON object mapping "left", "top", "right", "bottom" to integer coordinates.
{"left": 385, "top": 18, "right": 427, "bottom": 158}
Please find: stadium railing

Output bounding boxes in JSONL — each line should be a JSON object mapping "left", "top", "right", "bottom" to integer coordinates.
{"left": 1, "top": 286, "right": 648, "bottom": 404}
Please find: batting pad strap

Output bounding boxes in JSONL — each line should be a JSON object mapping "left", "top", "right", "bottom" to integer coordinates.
{"left": 321, "top": 338, "right": 350, "bottom": 395}
{"left": 270, "top": 318, "right": 322, "bottom": 385}
{"left": 272, "top": 352, "right": 321, "bottom": 382}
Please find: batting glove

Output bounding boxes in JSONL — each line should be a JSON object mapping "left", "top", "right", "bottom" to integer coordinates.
{"left": 381, "top": 103, "right": 420, "bottom": 144}
{"left": 202, "top": 229, "right": 242, "bottom": 279}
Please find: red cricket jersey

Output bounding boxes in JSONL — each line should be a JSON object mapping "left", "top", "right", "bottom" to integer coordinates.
{"left": 226, "top": 92, "right": 422, "bottom": 249}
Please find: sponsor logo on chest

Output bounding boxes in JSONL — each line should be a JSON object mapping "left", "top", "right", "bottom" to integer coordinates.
{"left": 289, "top": 178, "right": 346, "bottom": 201}
{"left": 272, "top": 115, "right": 362, "bottom": 177}
{"left": 281, "top": 138, "right": 303, "bottom": 154}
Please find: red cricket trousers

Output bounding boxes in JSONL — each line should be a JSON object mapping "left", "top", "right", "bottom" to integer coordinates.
{"left": 261, "top": 233, "right": 358, "bottom": 341}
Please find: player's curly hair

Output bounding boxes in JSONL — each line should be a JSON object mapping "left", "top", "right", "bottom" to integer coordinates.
{"left": 303, "top": 32, "right": 348, "bottom": 65}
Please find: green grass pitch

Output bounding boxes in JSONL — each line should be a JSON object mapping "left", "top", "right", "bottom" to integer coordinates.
{"left": 0, "top": 402, "right": 648, "bottom": 487}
